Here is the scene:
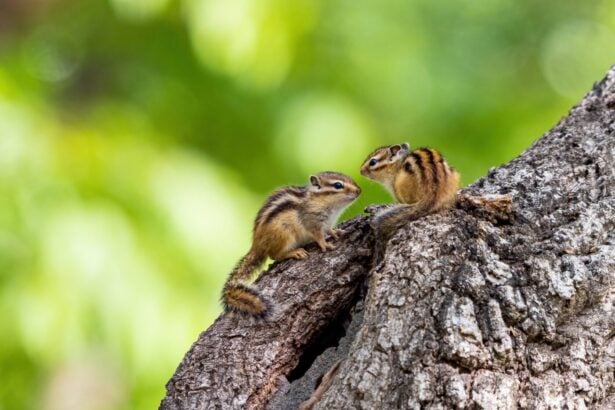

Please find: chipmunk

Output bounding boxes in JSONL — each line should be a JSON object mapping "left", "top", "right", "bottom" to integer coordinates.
{"left": 222, "top": 172, "right": 361, "bottom": 319}
{"left": 360, "top": 143, "right": 460, "bottom": 235}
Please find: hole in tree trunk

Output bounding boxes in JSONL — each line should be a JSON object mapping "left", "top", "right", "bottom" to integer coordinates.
{"left": 287, "top": 308, "right": 351, "bottom": 382}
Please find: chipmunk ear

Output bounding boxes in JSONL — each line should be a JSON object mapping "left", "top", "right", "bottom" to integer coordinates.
{"left": 309, "top": 175, "right": 321, "bottom": 188}
{"left": 389, "top": 144, "right": 403, "bottom": 157}
{"left": 389, "top": 143, "right": 410, "bottom": 157}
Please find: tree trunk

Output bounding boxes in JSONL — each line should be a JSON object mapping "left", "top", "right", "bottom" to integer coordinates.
{"left": 160, "top": 66, "right": 615, "bottom": 410}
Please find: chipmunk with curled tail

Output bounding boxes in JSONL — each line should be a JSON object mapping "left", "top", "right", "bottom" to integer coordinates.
{"left": 222, "top": 172, "right": 361, "bottom": 319}
{"left": 360, "top": 143, "right": 460, "bottom": 236}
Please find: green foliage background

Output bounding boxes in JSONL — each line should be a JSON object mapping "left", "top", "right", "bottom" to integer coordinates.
{"left": 1, "top": 0, "right": 614, "bottom": 408}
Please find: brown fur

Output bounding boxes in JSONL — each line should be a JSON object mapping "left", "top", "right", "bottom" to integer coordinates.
{"left": 221, "top": 172, "right": 361, "bottom": 319}
{"left": 360, "top": 144, "right": 460, "bottom": 235}
{"left": 222, "top": 283, "right": 269, "bottom": 318}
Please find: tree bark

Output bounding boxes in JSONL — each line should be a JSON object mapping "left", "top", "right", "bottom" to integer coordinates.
{"left": 161, "top": 66, "right": 615, "bottom": 409}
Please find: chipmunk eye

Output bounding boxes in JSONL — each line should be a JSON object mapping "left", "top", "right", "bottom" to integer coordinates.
{"left": 369, "top": 158, "right": 378, "bottom": 167}
{"left": 333, "top": 182, "right": 344, "bottom": 190}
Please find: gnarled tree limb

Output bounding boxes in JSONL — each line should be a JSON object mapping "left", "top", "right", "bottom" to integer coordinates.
{"left": 161, "top": 66, "right": 615, "bottom": 409}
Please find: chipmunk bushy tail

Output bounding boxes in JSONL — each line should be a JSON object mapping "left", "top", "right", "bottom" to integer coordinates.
{"left": 221, "top": 248, "right": 271, "bottom": 319}
{"left": 373, "top": 202, "right": 436, "bottom": 239}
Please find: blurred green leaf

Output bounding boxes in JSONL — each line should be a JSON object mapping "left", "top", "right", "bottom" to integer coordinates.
{"left": 1, "top": 0, "right": 614, "bottom": 408}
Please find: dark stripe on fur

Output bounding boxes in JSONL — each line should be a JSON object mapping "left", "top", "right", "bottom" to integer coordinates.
{"left": 364, "top": 146, "right": 389, "bottom": 159}
{"left": 222, "top": 283, "right": 271, "bottom": 320}
{"left": 263, "top": 199, "right": 298, "bottom": 224}
{"left": 410, "top": 152, "right": 424, "bottom": 172}
{"left": 404, "top": 160, "right": 413, "bottom": 174}
{"left": 256, "top": 186, "right": 305, "bottom": 225}
{"left": 370, "top": 162, "right": 390, "bottom": 171}
{"left": 422, "top": 148, "right": 439, "bottom": 185}
{"left": 287, "top": 187, "right": 307, "bottom": 198}
{"left": 311, "top": 189, "right": 340, "bottom": 196}
{"left": 410, "top": 152, "right": 425, "bottom": 184}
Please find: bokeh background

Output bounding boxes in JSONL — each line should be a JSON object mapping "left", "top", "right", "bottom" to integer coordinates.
{"left": 1, "top": 0, "right": 614, "bottom": 408}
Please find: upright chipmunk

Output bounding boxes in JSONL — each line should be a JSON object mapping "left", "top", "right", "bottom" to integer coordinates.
{"left": 360, "top": 143, "right": 459, "bottom": 235}
{"left": 222, "top": 172, "right": 361, "bottom": 319}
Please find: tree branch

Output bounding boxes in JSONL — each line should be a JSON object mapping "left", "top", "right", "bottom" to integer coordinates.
{"left": 161, "top": 66, "right": 615, "bottom": 409}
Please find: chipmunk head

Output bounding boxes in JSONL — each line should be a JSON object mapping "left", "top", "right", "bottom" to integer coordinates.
{"left": 308, "top": 172, "right": 361, "bottom": 207}
{"left": 360, "top": 143, "right": 410, "bottom": 181}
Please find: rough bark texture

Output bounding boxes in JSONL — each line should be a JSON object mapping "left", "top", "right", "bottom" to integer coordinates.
{"left": 161, "top": 67, "right": 615, "bottom": 409}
